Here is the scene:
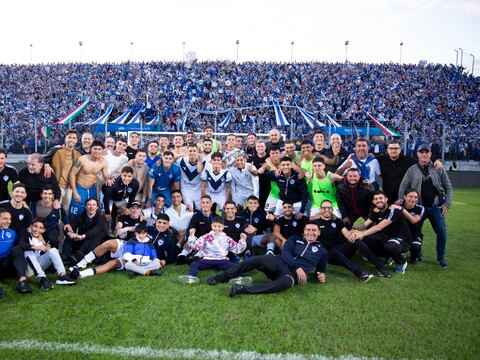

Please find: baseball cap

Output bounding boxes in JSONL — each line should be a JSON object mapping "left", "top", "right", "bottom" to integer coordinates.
{"left": 417, "top": 144, "right": 431, "bottom": 152}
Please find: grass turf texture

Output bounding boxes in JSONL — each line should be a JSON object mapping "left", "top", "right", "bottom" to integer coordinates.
{"left": 1, "top": 189, "right": 479, "bottom": 359}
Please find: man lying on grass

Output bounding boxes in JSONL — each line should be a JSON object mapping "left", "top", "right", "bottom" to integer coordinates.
{"left": 208, "top": 221, "right": 328, "bottom": 297}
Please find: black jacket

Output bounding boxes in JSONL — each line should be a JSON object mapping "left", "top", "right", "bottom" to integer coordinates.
{"left": 265, "top": 170, "right": 308, "bottom": 213}
{"left": 377, "top": 154, "right": 416, "bottom": 202}
{"left": 102, "top": 176, "right": 139, "bottom": 214}
{"left": 336, "top": 179, "right": 374, "bottom": 222}
{"left": 18, "top": 166, "right": 61, "bottom": 205}
{"left": 186, "top": 211, "right": 213, "bottom": 238}
{"left": 240, "top": 207, "right": 272, "bottom": 235}
{"left": 70, "top": 211, "right": 106, "bottom": 240}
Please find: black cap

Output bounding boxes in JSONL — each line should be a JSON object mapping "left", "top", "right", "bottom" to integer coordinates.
{"left": 135, "top": 221, "right": 148, "bottom": 232}
{"left": 417, "top": 144, "right": 431, "bottom": 152}
{"left": 128, "top": 201, "right": 142, "bottom": 208}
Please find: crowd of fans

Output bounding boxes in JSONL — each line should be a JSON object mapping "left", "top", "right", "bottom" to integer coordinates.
{"left": 1, "top": 61, "right": 479, "bottom": 160}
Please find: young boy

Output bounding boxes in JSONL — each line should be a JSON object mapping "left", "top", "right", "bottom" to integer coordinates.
{"left": 21, "top": 218, "right": 76, "bottom": 290}
{"left": 123, "top": 222, "right": 162, "bottom": 277}
{"left": 178, "top": 217, "right": 247, "bottom": 284}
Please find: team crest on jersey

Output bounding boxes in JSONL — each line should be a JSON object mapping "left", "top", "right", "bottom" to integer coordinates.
{"left": 312, "top": 246, "right": 319, "bottom": 253}
{"left": 292, "top": 221, "right": 297, "bottom": 227}
{"left": 235, "top": 223, "right": 240, "bottom": 229}
{"left": 331, "top": 222, "right": 337, "bottom": 228}
{"left": 290, "top": 179, "right": 295, "bottom": 185}
{"left": 254, "top": 218, "right": 259, "bottom": 223}
{"left": 5, "top": 232, "right": 11, "bottom": 238}
{"left": 169, "top": 175, "right": 173, "bottom": 179}
{"left": 19, "top": 214, "right": 24, "bottom": 221}
{"left": 127, "top": 188, "right": 132, "bottom": 193}
{"left": 157, "top": 240, "right": 164, "bottom": 246}
{"left": 3, "top": 175, "right": 8, "bottom": 181}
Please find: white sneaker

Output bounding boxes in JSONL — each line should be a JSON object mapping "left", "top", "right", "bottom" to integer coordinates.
{"left": 178, "top": 275, "right": 200, "bottom": 284}
{"left": 229, "top": 277, "right": 253, "bottom": 286}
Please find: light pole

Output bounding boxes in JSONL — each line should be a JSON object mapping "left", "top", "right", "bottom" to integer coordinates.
{"left": 236, "top": 40, "right": 239, "bottom": 63}
{"left": 130, "top": 41, "right": 133, "bottom": 61}
{"left": 182, "top": 41, "right": 186, "bottom": 61}
{"left": 459, "top": 47, "right": 464, "bottom": 67}
{"left": 470, "top": 54, "right": 475, "bottom": 76}
{"left": 399, "top": 42, "right": 403, "bottom": 64}
{"left": 453, "top": 49, "right": 458, "bottom": 66}
{"left": 345, "top": 40, "right": 349, "bottom": 63}
{"left": 290, "top": 41, "right": 294, "bottom": 62}
{"left": 79, "top": 41, "right": 83, "bottom": 62}
{"left": 29, "top": 44, "right": 33, "bottom": 64}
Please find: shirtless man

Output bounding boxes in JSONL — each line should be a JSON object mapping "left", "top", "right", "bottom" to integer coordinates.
{"left": 172, "top": 135, "right": 187, "bottom": 160}
{"left": 69, "top": 140, "right": 110, "bottom": 217}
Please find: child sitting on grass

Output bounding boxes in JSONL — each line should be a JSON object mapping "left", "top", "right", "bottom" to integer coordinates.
{"left": 178, "top": 216, "right": 248, "bottom": 284}
{"left": 123, "top": 222, "right": 163, "bottom": 277}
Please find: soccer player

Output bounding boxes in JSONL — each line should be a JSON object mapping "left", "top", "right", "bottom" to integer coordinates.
{"left": 68, "top": 140, "right": 109, "bottom": 217}
{"left": 352, "top": 191, "right": 412, "bottom": 274}
{"left": 257, "top": 146, "right": 282, "bottom": 213}
{"left": 143, "top": 194, "right": 167, "bottom": 229}
{"left": 200, "top": 152, "right": 232, "bottom": 211}
{"left": 125, "top": 132, "right": 140, "bottom": 160}
{"left": 229, "top": 153, "right": 259, "bottom": 207}
{"left": 316, "top": 200, "right": 390, "bottom": 280}
{"left": 0, "top": 183, "right": 33, "bottom": 236}
{"left": 176, "top": 144, "right": 205, "bottom": 210}
{"left": 145, "top": 140, "right": 161, "bottom": 168}
{"left": 264, "top": 157, "right": 308, "bottom": 217}
{"left": 392, "top": 189, "right": 425, "bottom": 264}
{"left": 104, "top": 138, "right": 128, "bottom": 177}
{"left": 147, "top": 151, "right": 181, "bottom": 207}
{"left": 306, "top": 157, "right": 343, "bottom": 219}
{"left": 273, "top": 201, "right": 307, "bottom": 251}
{"left": 208, "top": 221, "right": 328, "bottom": 296}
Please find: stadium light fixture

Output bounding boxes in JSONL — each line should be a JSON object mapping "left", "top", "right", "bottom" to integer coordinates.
{"left": 130, "top": 41, "right": 134, "bottom": 61}
{"left": 182, "top": 41, "right": 186, "bottom": 62}
{"left": 470, "top": 54, "right": 475, "bottom": 76}
{"left": 399, "top": 42, "right": 403, "bottom": 64}
{"left": 345, "top": 40, "right": 349, "bottom": 63}
{"left": 453, "top": 49, "right": 458, "bottom": 66}
{"left": 236, "top": 40, "right": 240, "bottom": 63}
{"left": 291, "top": 41, "right": 294, "bottom": 63}
{"left": 29, "top": 44, "right": 33, "bottom": 64}
{"left": 79, "top": 41, "right": 83, "bottom": 62}
{"left": 459, "top": 47, "right": 463, "bottom": 67}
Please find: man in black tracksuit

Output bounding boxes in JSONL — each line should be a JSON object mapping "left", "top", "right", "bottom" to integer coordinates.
{"left": 149, "top": 213, "right": 179, "bottom": 264}
{"left": 208, "top": 221, "right": 328, "bottom": 296}
{"left": 102, "top": 166, "right": 139, "bottom": 229}
{"left": 264, "top": 156, "right": 308, "bottom": 217}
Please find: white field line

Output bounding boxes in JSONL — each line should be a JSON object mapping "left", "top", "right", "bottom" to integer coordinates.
{"left": 0, "top": 340, "right": 384, "bottom": 360}
{"left": 451, "top": 201, "right": 466, "bottom": 205}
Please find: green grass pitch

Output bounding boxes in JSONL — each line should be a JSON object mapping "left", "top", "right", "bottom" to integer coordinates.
{"left": 0, "top": 189, "right": 479, "bottom": 359}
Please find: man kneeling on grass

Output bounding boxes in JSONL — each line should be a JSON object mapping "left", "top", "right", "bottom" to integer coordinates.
{"left": 178, "top": 216, "right": 247, "bottom": 284}
{"left": 208, "top": 221, "right": 328, "bottom": 297}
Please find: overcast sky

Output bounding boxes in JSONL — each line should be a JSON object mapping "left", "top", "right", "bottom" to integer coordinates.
{"left": 1, "top": 0, "right": 479, "bottom": 75}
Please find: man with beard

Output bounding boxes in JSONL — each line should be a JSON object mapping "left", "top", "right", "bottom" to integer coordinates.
{"left": 352, "top": 191, "right": 412, "bottom": 275}
{"left": 316, "top": 199, "right": 390, "bottom": 280}
{"left": 336, "top": 168, "right": 374, "bottom": 229}
{"left": 337, "top": 138, "right": 381, "bottom": 186}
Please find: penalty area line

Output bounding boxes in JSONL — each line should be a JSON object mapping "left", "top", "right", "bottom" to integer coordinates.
{"left": 0, "top": 339, "right": 383, "bottom": 360}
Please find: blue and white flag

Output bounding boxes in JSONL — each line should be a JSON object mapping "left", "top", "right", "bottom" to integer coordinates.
{"left": 87, "top": 105, "right": 113, "bottom": 125}
{"left": 273, "top": 100, "right": 289, "bottom": 127}
{"left": 219, "top": 111, "right": 232, "bottom": 128}
{"left": 129, "top": 106, "right": 145, "bottom": 124}
{"left": 324, "top": 112, "right": 342, "bottom": 128}
{"left": 296, "top": 106, "right": 326, "bottom": 128}
{"left": 146, "top": 114, "right": 158, "bottom": 126}
{"left": 110, "top": 108, "right": 132, "bottom": 124}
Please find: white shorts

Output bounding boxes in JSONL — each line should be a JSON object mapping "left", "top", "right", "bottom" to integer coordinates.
{"left": 210, "top": 193, "right": 227, "bottom": 210}
{"left": 110, "top": 239, "right": 126, "bottom": 259}
{"left": 182, "top": 188, "right": 201, "bottom": 209}
{"left": 265, "top": 195, "right": 279, "bottom": 213}
{"left": 274, "top": 200, "right": 302, "bottom": 217}
{"left": 310, "top": 207, "right": 342, "bottom": 219}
